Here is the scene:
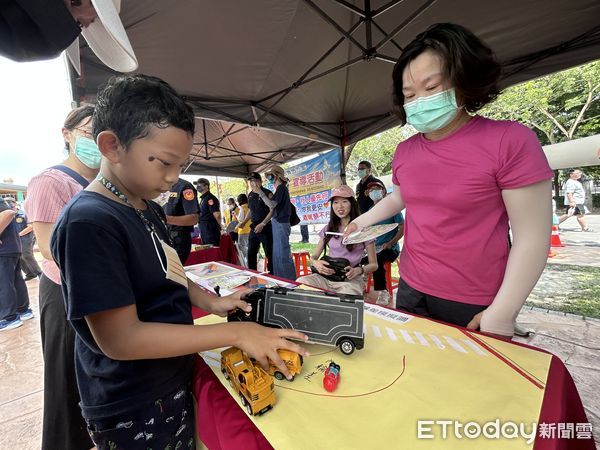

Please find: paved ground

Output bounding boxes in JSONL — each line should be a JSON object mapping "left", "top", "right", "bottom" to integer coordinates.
{"left": 1, "top": 218, "right": 598, "bottom": 448}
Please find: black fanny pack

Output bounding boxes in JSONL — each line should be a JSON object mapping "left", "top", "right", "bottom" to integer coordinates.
{"left": 311, "top": 255, "right": 351, "bottom": 282}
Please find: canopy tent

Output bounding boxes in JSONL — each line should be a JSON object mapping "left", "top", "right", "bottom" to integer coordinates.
{"left": 68, "top": 0, "right": 600, "bottom": 177}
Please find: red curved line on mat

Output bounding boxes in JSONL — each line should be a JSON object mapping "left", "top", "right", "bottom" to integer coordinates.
{"left": 459, "top": 329, "right": 545, "bottom": 390}
{"left": 275, "top": 355, "right": 407, "bottom": 398}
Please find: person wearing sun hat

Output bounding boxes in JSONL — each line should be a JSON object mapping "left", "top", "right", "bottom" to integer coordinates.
{"left": 0, "top": 0, "right": 138, "bottom": 73}
{"left": 296, "top": 185, "right": 378, "bottom": 294}
{"left": 252, "top": 165, "right": 297, "bottom": 280}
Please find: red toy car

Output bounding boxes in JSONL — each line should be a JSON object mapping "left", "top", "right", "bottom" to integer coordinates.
{"left": 323, "top": 361, "right": 341, "bottom": 392}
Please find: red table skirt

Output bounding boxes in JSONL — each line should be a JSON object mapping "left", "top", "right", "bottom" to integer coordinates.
{"left": 185, "top": 234, "right": 238, "bottom": 266}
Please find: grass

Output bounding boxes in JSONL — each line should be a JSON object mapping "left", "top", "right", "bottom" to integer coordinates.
{"left": 526, "top": 264, "right": 600, "bottom": 318}
{"left": 290, "top": 242, "right": 316, "bottom": 253}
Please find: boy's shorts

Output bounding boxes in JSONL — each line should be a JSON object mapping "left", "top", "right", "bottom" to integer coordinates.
{"left": 86, "top": 384, "right": 195, "bottom": 450}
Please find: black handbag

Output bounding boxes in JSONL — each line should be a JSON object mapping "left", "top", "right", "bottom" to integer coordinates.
{"left": 310, "top": 248, "right": 350, "bottom": 282}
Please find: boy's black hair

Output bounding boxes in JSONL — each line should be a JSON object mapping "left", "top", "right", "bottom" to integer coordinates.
{"left": 392, "top": 23, "right": 501, "bottom": 124}
{"left": 93, "top": 74, "right": 195, "bottom": 149}
{"left": 358, "top": 161, "right": 372, "bottom": 169}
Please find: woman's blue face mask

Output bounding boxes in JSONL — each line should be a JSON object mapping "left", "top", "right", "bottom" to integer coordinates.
{"left": 404, "top": 88, "right": 460, "bottom": 133}
{"left": 369, "top": 189, "right": 383, "bottom": 202}
{"left": 74, "top": 136, "right": 102, "bottom": 169}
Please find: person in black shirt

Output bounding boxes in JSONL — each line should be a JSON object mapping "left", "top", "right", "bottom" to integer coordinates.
{"left": 50, "top": 74, "right": 307, "bottom": 449}
{"left": 255, "top": 165, "right": 297, "bottom": 280}
{"left": 5, "top": 198, "right": 42, "bottom": 280}
{"left": 163, "top": 178, "right": 199, "bottom": 263}
{"left": 194, "top": 178, "right": 222, "bottom": 246}
{"left": 355, "top": 160, "right": 383, "bottom": 213}
{"left": 243, "top": 172, "right": 274, "bottom": 273}
{"left": 0, "top": 198, "right": 32, "bottom": 331}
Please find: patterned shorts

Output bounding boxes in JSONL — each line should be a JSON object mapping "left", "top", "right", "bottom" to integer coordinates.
{"left": 86, "top": 385, "right": 195, "bottom": 450}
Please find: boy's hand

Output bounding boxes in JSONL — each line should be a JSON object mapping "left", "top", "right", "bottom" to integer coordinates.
{"left": 211, "top": 288, "right": 253, "bottom": 317}
{"left": 236, "top": 323, "right": 309, "bottom": 380}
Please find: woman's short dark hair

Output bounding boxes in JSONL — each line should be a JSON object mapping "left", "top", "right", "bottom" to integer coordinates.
{"left": 237, "top": 193, "right": 248, "bottom": 205}
{"left": 93, "top": 74, "right": 195, "bottom": 149}
{"left": 392, "top": 23, "right": 501, "bottom": 124}
{"left": 63, "top": 104, "right": 95, "bottom": 152}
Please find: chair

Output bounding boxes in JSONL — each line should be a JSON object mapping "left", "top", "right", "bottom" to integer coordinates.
{"left": 292, "top": 251, "right": 311, "bottom": 278}
{"left": 365, "top": 258, "right": 400, "bottom": 296}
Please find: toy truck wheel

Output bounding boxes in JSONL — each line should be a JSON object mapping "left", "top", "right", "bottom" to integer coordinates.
{"left": 274, "top": 371, "right": 285, "bottom": 381}
{"left": 246, "top": 402, "right": 253, "bottom": 416}
{"left": 221, "top": 368, "right": 230, "bottom": 380}
{"left": 339, "top": 338, "right": 355, "bottom": 355}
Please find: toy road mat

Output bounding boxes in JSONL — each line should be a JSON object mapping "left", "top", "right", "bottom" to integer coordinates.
{"left": 185, "top": 262, "right": 295, "bottom": 295}
{"left": 195, "top": 304, "right": 552, "bottom": 449}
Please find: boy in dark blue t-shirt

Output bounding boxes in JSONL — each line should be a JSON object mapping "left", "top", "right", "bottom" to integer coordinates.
{"left": 51, "top": 74, "right": 308, "bottom": 450}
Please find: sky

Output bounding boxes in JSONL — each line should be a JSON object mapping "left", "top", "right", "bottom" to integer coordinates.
{"left": 0, "top": 55, "right": 74, "bottom": 186}
{"left": 0, "top": 55, "right": 325, "bottom": 189}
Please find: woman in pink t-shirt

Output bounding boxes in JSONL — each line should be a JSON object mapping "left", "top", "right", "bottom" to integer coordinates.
{"left": 24, "top": 105, "right": 99, "bottom": 450}
{"left": 347, "top": 23, "right": 553, "bottom": 339}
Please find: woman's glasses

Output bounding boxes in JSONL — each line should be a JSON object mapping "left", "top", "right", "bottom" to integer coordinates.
{"left": 75, "top": 127, "right": 94, "bottom": 138}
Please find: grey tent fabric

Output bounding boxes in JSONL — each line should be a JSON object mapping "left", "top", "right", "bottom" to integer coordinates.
{"left": 70, "top": 0, "right": 600, "bottom": 176}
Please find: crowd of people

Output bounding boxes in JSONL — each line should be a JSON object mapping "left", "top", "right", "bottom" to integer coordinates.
{"left": 0, "top": 8, "right": 565, "bottom": 449}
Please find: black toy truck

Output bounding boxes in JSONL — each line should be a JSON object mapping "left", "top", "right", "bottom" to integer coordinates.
{"left": 228, "top": 287, "right": 364, "bottom": 355}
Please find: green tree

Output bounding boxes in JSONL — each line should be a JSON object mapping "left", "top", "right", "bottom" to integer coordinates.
{"left": 218, "top": 177, "right": 247, "bottom": 204}
{"left": 345, "top": 125, "right": 417, "bottom": 178}
{"left": 481, "top": 60, "right": 600, "bottom": 201}
{"left": 482, "top": 61, "right": 600, "bottom": 146}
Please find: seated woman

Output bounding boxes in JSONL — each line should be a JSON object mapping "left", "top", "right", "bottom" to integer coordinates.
{"left": 297, "top": 185, "right": 377, "bottom": 295}
{"left": 362, "top": 181, "right": 404, "bottom": 306}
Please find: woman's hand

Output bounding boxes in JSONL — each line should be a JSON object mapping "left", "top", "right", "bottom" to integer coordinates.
{"left": 343, "top": 221, "right": 359, "bottom": 238}
{"left": 466, "top": 310, "right": 513, "bottom": 341}
{"left": 344, "top": 266, "right": 363, "bottom": 280}
{"left": 312, "top": 259, "right": 334, "bottom": 276}
{"left": 236, "top": 323, "right": 309, "bottom": 380}
{"left": 209, "top": 288, "right": 253, "bottom": 317}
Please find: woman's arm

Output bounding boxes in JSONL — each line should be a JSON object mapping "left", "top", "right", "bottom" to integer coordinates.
{"left": 346, "top": 242, "right": 378, "bottom": 280}
{"left": 382, "top": 223, "right": 404, "bottom": 250}
{"left": 348, "top": 188, "right": 405, "bottom": 233}
{"left": 307, "top": 237, "right": 334, "bottom": 276}
{"left": 32, "top": 222, "right": 55, "bottom": 261}
{"left": 470, "top": 180, "right": 551, "bottom": 336}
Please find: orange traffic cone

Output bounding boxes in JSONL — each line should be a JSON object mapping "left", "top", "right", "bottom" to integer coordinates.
{"left": 550, "top": 225, "right": 565, "bottom": 248}
{"left": 548, "top": 248, "right": 557, "bottom": 258}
